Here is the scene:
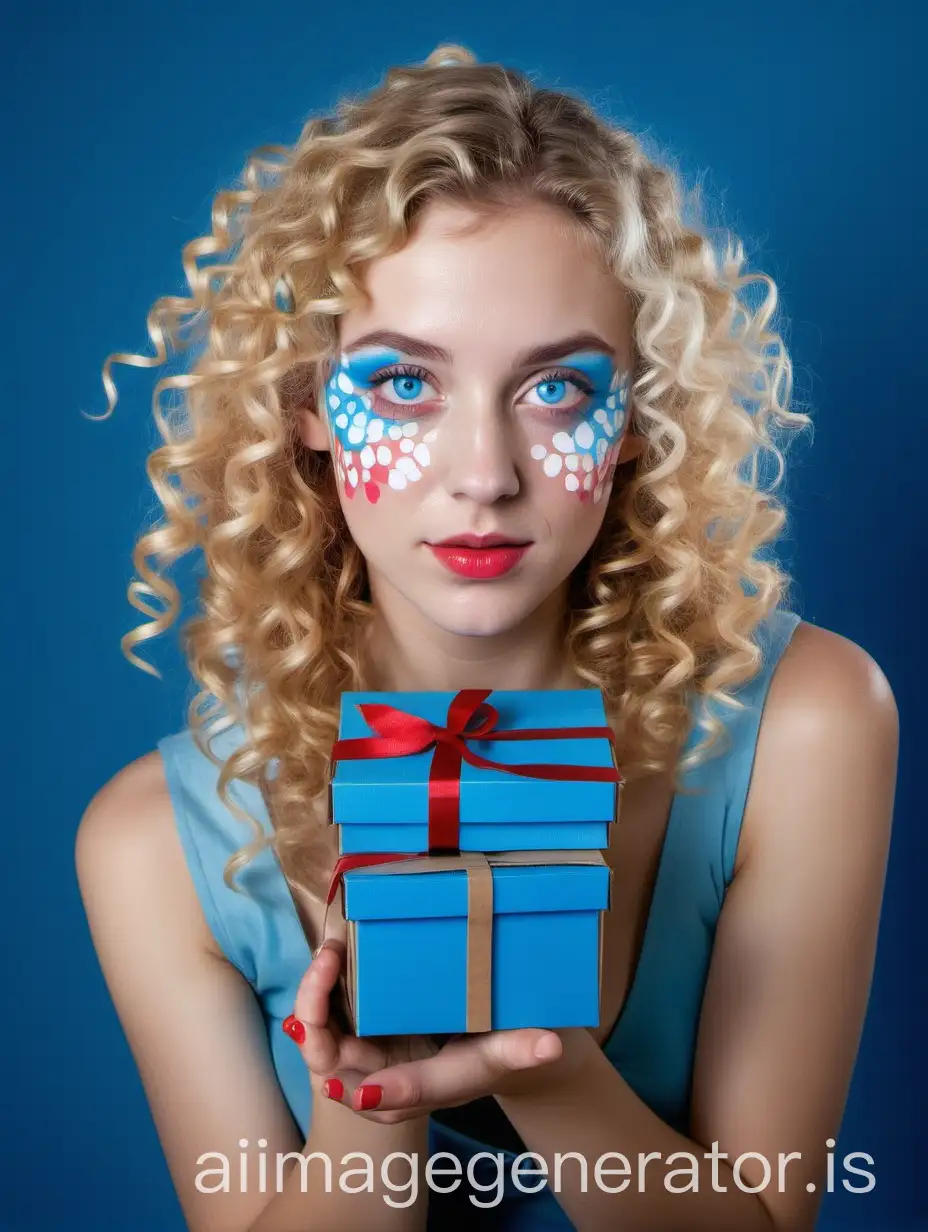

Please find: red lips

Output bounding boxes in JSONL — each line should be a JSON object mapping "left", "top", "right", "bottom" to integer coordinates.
{"left": 428, "top": 533, "right": 532, "bottom": 579}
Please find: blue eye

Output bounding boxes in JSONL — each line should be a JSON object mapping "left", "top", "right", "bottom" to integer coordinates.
{"left": 390, "top": 375, "right": 424, "bottom": 401}
{"left": 536, "top": 380, "right": 568, "bottom": 404}
{"left": 368, "top": 367, "right": 437, "bottom": 409}
{"left": 524, "top": 372, "right": 591, "bottom": 412}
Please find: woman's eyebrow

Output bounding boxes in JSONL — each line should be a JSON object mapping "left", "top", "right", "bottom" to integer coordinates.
{"left": 514, "top": 333, "right": 615, "bottom": 368}
{"left": 345, "top": 330, "right": 450, "bottom": 361}
{"left": 343, "top": 330, "right": 616, "bottom": 368}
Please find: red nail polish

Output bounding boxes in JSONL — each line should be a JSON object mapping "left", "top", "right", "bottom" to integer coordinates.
{"left": 355, "top": 1083, "right": 382, "bottom": 1111}
{"left": 282, "top": 1014, "right": 306, "bottom": 1045}
{"left": 323, "top": 1078, "right": 344, "bottom": 1101}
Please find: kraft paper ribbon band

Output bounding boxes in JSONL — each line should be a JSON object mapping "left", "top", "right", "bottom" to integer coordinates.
{"left": 465, "top": 853, "right": 493, "bottom": 1033}
{"left": 330, "top": 688, "right": 623, "bottom": 853}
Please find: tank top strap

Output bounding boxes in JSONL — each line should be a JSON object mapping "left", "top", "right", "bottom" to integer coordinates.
{"left": 673, "top": 603, "right": 803, "bottom": 907}
{"left": 715, "top": 605, "right": 803, "bottom": 887}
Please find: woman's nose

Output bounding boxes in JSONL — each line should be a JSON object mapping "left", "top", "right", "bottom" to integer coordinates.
{"left": 441, "top": 397, "right": 521, "bottom": 505}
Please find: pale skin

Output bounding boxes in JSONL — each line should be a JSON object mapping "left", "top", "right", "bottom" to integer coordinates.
{"left": 76, "top": 199, "right": 899, "bottom": 1231}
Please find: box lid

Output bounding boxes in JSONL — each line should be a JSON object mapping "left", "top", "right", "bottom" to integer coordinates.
{"left": 331, "top": 688, "right": 619, "bottom": 825}
{"left": 342, "top": 851, "right": 611, "bottom": 921}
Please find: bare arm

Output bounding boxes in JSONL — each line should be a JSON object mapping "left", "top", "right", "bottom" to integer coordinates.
{"left": 493, "top": 622, "right": 898, "bottom": 1229}
{"left": 75, "top": 751, "right": 429, "bottom": 1232}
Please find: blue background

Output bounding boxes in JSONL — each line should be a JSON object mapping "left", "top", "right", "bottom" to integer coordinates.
{"left": 4, "top": 1, "right": 924, "bottom": 1228}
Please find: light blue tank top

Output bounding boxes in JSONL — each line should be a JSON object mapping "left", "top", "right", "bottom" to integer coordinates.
{"left": 158, "top": 607, "right": 801, "bottom": 1230}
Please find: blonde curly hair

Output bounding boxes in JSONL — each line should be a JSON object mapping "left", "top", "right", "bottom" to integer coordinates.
{"left": 96, "top": 44, "right": 809, "bottom": 897}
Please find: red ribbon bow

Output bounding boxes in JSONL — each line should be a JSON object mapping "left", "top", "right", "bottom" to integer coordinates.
{"left": 329, "top": 688, "right": 620, "bottom": 867}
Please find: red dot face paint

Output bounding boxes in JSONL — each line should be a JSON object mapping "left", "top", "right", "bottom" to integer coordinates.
{"left": 326, "top": 350, "right": 435, "bottom": 505}
{"left": 325, "top": 348, "right": 628, "bottom": 506}
{"left": 522, "top": 353, "right": 629, "bottom": 504}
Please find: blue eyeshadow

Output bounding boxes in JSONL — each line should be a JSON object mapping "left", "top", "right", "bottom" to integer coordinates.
{"left": 555, "top": 351, "right": 616, "bottom": 393}
{"left": 341, "top": 348, "right": 405, "bottom": 387}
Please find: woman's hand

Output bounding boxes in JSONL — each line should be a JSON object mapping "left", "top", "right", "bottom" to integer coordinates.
{"left": 284, "top": 939, "right": 579, "bottom": 1121}
{"left": 283, "top": 939, "right": 441, "bottom": 1102}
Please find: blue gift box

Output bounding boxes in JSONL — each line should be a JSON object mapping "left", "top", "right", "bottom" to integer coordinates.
{"left": 330, "top": 688, "right": 621, "bottom": 853}
{"left": 339, "top": 851, "right": 611, "bottom": 1037}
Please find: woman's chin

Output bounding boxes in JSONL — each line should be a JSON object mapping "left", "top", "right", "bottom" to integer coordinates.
{"left": 425, "top": 591, "right": 538, "bottom": 640}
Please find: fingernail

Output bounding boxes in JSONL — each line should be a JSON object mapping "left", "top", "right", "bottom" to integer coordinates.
{"left": 322, "top": 1077, "right": 344, "bottom": 1101}
{"left": 354, "top": 1083, "right": 382, "bottom": 1111}
{"left": 282, "top": 1014, "right": 306, "bottom": 1045}
{"left": 534, "top": 1035, "right": 560, "bottom": 1060}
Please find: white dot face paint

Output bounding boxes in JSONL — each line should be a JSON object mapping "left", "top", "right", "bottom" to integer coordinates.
{"left": 323, "top": 343, "right": 629, "bottom": 510}
{"left": 525, "top": 353, "right": 630, "bottom": 503}
{"left": 323, "top": 348, "right": 435, "bottom": 504}
{"left": 573, "top": 421, "right": 594, "bottom": 450}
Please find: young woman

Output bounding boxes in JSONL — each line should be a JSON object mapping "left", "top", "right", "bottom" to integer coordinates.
{"left": 76, "top": 44, "right": 898, "bottom": 1232}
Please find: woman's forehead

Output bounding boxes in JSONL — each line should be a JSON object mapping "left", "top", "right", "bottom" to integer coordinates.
{"left": 341, "top": 200, "right": 632, "bottom": 370}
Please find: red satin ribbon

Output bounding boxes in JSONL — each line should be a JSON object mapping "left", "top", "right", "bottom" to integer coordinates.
{"left": 330, "top": 688, "right": 621, "bottom": 855}
{"left": 325, "top": 851, "right": 418, "bottom": 906}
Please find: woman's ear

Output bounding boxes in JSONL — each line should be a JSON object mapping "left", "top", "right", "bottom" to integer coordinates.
{"left": 616, "top": 428, "right": 646, "bottom": 465}
{"left": 297, "top": 400, "right": 331, "bottom": 453}
{"left": 281, "top": 361, "right": 330, "bottom": 453}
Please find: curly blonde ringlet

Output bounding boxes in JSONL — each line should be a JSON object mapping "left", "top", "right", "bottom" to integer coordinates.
{"left": 96, "top": 42, "right": 809, "bottom": 901}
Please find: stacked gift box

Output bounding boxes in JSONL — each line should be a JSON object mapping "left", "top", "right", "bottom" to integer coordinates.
{"left": 324, "top": 687, "right": 623, "bottom": 1037}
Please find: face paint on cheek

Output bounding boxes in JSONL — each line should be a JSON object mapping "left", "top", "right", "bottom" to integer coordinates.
{"left": 530, "top": 364, "right": 630, "bottom": 503}
{"left": 323, "top": 351, "right": 433, "bottom": 503}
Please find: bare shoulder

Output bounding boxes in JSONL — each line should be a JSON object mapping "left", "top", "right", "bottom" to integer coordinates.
{"left": 75, "top": 749, "right": 220, "bottom": 960}
{"left": 736, "top": 619, "right": 899, "bottom": 870}
{"left": 766, "top": 618, "right": 898, "bottom": 740}
{"left": 77, "top": 748, "right": 172, "bottom": 842}
{"left": 75, "top": 750, "right": 173, "bottom": 888}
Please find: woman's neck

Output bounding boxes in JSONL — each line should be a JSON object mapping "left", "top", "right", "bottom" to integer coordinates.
{"left": 361, "top": 582, "right": 582, "bottom": 693}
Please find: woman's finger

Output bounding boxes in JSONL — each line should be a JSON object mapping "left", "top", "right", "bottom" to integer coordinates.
{"left": 347, "top": 1028, "right": 563, "bottom": 1120}
{"left": 287, "top": 942, "right": 346, "bottom": 1074}
{"left": 288, "top": 943, "right": 399, "bottom": 1078}
{"left": 297, "top": 941, "right": 345, "bottom": 1029}
{"left": 311, "top": 1066, "right": 371, "bottom": 1105}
